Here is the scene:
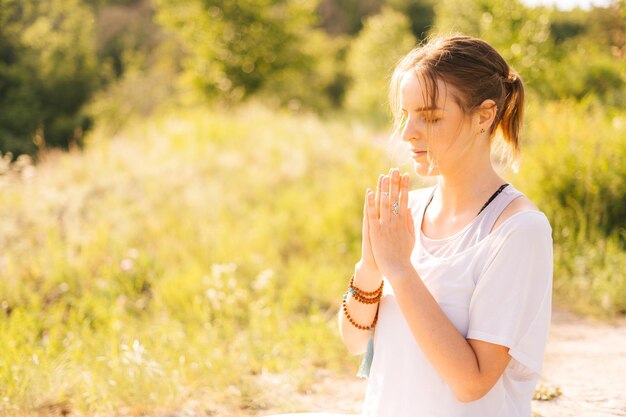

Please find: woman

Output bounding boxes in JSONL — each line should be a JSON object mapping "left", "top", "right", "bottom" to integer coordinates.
{"left": 266, "top": 34, "right": 553, "bottom": 417}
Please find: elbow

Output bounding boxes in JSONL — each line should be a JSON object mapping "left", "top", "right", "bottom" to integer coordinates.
{"left": 453, "top": 383, "right": 490, "bottom": 403}
{"left": 454, "top": 391, "right": 483, "bottom": 404}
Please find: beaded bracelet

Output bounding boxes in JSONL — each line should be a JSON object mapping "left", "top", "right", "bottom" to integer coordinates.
{"left": 343, "top": 274, "right": 383, "bottom": 304}
{"left": 341, "top": 274, "right": 383, "bottom": 330}
{"left": 347, "top": 289, "right": 381, "bottom": 304}
{"left": 342, "top": 297, "right": 379, "bottom": 330}
{"left": 349, "top": 274, "right": 383, "bottom": 297}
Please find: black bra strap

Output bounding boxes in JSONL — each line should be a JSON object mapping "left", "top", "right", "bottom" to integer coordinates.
{"left": 424, "top": 183, "right": 510, "bottom": 217}
{"left": 477, "top": 183, "right": 509, "bottom": 215}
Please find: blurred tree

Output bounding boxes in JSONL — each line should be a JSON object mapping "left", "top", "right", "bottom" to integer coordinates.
{"left": 92, "top": 0, "right": 165, "bottom": 80}
{"left": 0, "top": 0, "right": 98, "bottom": 156}
{"left": 316, "top": 0, "right": 381, "bottom": 36}
{"left": 84, "top": 0, "right": 138, "bottom": 6}
{"left": 586, "top": 2, "right": 626, "bottom": 59}
{"left": 155, "top": 0, "right": 324, "bottom": 104}
{"left": 344, "top": 7, "right": 416, "bottom": 123}
{"left": 385, "top": 0, "right": 435, "bottom": 40}
{"left": 434, "top": 0, "right": 554, "bottom": 94}
{"left": 255, "top": 30, "right": 351, "bottom": 111}
{"left": 537, "top": 4, "right": 625, "bottom": 105}
{"left": 550, "top": 8, "right": 587, "bottom": 44}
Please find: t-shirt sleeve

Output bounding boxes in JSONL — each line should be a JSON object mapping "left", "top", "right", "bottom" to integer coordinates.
{"left": 466, "top": 211, "right": 553, "bottom": 376}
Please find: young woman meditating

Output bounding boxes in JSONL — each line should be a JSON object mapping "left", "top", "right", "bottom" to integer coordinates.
{"left": 266, "top": 34, "right": 553, "bottom": 417}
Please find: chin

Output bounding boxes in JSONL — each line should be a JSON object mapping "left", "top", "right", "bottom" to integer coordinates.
{"left": 413, "top": 161, "right": 440, "bottom": 177}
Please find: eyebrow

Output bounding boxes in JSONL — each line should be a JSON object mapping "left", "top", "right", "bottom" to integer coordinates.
{"left": 401, "top": 106, "right": 441, "bottom": 112}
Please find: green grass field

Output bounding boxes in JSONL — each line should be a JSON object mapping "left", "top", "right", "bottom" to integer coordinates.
{"left": 0, "top": 101, "right": 623, "bottom": 415}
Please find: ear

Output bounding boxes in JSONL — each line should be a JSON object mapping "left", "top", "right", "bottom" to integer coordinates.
{"left": 475, "top": 99, "right": 497, "bottom": 134}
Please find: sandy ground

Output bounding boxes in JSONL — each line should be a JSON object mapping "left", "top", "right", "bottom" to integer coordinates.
{"left": 531, "top": 306, "right": 626, "bottom": 417}
{"left": 238, "top": 304, "right": 626, "bottom": 417}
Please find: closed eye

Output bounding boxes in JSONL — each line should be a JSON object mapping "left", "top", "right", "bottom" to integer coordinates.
{"left": 422, "top": 115, "right": 440, "bottom": 123}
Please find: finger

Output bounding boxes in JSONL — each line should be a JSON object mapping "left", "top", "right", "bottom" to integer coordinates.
{"left": 363, "top": 189, "right": 369, "bottom": 235}
{"left": 366, "top": 188, "right": 378, "bottom": 225}
{"left": 406, "top": 200, "right": 415, "bottom": 238}
{"left": 375, "top": 174, "right": 383, "bottom": 218}
{"left": 380, "top": 174, "right": 390, "bottom": 223}
{"left": 399, "top": 173, "right": 410, "bottom": 216}
{"left": 389, "top": 168, "right": 400, "bottom": 218}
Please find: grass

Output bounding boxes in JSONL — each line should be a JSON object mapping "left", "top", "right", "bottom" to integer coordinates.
{"left": 0, "top": 100, "right": 623, "bottom": 415}
{"left": 0, "top": 104, "right": 391, "bottom": 415}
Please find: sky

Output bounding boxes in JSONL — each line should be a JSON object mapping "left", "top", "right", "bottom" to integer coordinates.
{"left": 520, "top": 0, "right": 614, "bottom": 9}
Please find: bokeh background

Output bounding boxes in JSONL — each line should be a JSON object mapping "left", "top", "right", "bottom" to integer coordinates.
{"left": 0, "top": 0, "right": 624, "bottom": 415}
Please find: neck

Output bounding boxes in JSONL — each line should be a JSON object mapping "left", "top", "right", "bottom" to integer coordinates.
{"left": 433, "top": 149, "right": 503, "bottom": 217}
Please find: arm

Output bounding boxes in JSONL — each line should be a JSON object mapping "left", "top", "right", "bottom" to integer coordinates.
{"left": 337, "top": 262, "right": 382, "bottom": 355}
{"left": 390, "top": 266, "right": 512, "bottom": 403}
{"left": 339, "top": 179, "right": 387, "bottom": 355}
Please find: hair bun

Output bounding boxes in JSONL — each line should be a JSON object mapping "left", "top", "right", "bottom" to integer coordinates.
{"left": 504, "top": 73, "right": 519, "bottom": 84}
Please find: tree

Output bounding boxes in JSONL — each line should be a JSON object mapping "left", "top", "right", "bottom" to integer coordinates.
{"left": 385, "top": 0, "right": 435, "bottom": 40}
{"left": 0, "top": 0, "right": 98, "bottom": 156}
{"left": 155, "top": 0, "right": 321, "bottom": 103}
{"left": 433, "top": 0, "right": 554, "bottom": 93}
{"left": 344, "top": 7, "right": 416, "bottom": 123}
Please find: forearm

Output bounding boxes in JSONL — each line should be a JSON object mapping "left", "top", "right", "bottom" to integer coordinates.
{"left": 338, "top": 263, "right": 382, "bottom": 355}
{"left": 390, "top": 267, "right": 482, "bottom": 398}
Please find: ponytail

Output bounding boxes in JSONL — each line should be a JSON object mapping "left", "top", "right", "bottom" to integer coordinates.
{"left": 499, "top": 73, "right": 524, "bottom": 163}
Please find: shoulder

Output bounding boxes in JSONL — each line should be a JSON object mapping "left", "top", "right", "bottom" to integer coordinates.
{"left": 491, "top": 206, "right": 553, "bottom": 247}
{"left": 482, "top": 209, "right": 553, "bottom": 272}
{"left": 492, "top": 190, "right": 550, "bottom": 234}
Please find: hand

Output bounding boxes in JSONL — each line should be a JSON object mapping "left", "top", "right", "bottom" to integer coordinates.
{"left": 366, "top": 168, "right": 416, "bottom": 281}
{"left": 359, "top": 173, "right": 385, "bottom": 273}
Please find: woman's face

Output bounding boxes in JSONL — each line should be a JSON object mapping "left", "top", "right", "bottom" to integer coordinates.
{"left": 400, "top": 71, "right": 475, "bottom": 177}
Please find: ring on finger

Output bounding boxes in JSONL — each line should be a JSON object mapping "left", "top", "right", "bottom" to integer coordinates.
{"left": 392, "top": 201, "right": 400, "bottom": 215}
{"left": 380, "top": 191, "right": 389, "bottom": 198}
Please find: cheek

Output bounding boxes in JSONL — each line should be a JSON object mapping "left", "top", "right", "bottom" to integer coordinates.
{"left": 424, "top": 125, "right": 447, "bottom": 151}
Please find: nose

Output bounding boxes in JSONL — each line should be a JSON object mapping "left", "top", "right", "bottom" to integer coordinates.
{"left": 401, "top": 115, "right": 422, "bottom": 143}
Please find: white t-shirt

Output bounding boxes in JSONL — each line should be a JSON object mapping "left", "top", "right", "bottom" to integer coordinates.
{"left": 361, "top": 185, "right": 553, "bottom": 417}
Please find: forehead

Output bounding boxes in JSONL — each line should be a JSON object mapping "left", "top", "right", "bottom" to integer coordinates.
{"left": 399, "top": 71, "right": 459, "bottom": 110}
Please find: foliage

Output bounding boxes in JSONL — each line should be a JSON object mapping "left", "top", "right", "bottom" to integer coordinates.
{"left": 155, "top": 0, "right": 321, "bottom": 103}
{"left": 254, "top": 29, "right": 351, "bottom": 112}
{"left": 91, "top": 0, "right": 165, "bottom": 81}
{"left": 385, "top": 0, "right": 436, "bottom": 40}
{"left": 0, "top": 0, "right": 99, "bottom": 156}
{"left": 541, "top": 40, "right": 625, "bottom": 106}
{"left": 1, "top": 0, "right": 625, "bottom": 155}
{"left": 434, "top": 0, "right": 555, "bottom": 93}
{"left": 344, "top": 7, "right": 416, "bottom": 124}
{"left": 533, "top": 384, "right": 562, "bottom": 401}
{"left": 316, "top": 0, "right": 382, "bottom": 36}
{"left": 433, "top": 0, "right": 625, "bottom": 105}
{"left": 314, "top": 0, "right": 435, "bottom": 40}
{"left": 512, "top": 100, "right": 626, "bottom": 316}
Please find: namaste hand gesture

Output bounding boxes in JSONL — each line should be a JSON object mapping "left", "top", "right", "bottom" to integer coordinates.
{"left": 360, "top": 168, "right": 416, "bottom": 282}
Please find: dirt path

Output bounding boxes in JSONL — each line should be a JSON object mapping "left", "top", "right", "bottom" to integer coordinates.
{"left": 245, "top": 304, "right": 626, "bottom": 417}
{"left": 531, "top": 306, "right": 626, "bottom": 417}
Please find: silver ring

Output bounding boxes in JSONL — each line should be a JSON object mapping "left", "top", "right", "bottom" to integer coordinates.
{"left": 380, "top": 191, "right": 389, "bottom": 198}
{"left": 392, "top": 201, "right": 400, "bottom": 215}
